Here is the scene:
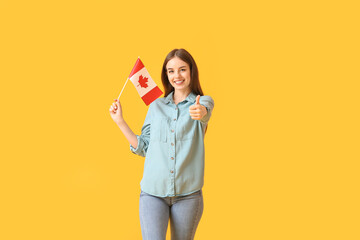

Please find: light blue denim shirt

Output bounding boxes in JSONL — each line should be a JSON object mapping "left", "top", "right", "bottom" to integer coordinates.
{"left": 130, "top": 91, "right": 214, "bottom": 197}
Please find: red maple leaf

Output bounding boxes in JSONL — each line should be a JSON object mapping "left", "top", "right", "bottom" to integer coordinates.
{"left": 138, "top": 75, "right": 148, "bottom": 88}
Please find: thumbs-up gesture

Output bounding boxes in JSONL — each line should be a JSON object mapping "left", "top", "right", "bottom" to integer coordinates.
{"left": 189, "top": 95, "right": 207, "bottom": 120}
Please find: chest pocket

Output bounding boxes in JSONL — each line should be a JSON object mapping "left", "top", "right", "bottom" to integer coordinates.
{"left": 178, "top": 115, "right": 196, "bottom": 141}
{"left": 150, "top": 117, "right": 168, "bottom": 143}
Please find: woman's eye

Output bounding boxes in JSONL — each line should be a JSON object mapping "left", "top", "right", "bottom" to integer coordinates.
{"left": 181, "top": 69, "right": 186, "bottom": 71}
{"left": 168, "top": 71, "right": 173, "bottom": 73}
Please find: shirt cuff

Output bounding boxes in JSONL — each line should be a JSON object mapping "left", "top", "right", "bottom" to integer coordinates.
{"left": 130, "top": 135, "right": 143, "bottom": 155}
{"left": 200, "top": 106, "right": 211, "bottom": 124}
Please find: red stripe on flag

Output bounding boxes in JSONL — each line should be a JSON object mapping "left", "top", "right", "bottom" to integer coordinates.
{"left": 141, "top": 86, "right": 163, "bottom": 106}
{"left": 129, "top": 58, "right": 145, "bottom": 78}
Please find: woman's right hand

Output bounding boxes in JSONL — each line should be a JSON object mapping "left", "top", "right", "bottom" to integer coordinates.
{"left": 109, "top": 99, "right": 138, "bottom": 148}
{"left": 109, "top": 99, "right": 124, "bottom": 124}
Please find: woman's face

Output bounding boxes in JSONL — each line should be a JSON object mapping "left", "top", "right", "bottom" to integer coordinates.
{"left": 166, "top": 57, "right": 191, "bottom": 93}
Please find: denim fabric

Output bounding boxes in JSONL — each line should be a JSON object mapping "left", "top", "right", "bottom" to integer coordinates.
{"left": 130, "top": 91, "right": 215, "bottom": 197}
{"left": 139, "top": 189, "right": 203, "bottom": 240}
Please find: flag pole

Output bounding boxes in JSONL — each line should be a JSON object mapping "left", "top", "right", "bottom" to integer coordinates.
{"left": 117, "top": 78, "right": 129, "bottom": 100}
{"left": 117, "top": 57, "right": 140, "bottom": 100}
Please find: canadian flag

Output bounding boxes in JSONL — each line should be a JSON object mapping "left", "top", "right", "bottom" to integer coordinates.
{"left": 129, "top": 58, "right": 163, "bottom": 106}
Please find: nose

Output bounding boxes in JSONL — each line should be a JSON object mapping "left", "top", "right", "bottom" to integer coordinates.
{"left": 174, "top": 71, "right": 181, "bottom": 78}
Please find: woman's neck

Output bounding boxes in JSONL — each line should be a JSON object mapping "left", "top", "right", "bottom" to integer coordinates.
{"left": 173, "top": 89, "right": 191, "bottom": 105}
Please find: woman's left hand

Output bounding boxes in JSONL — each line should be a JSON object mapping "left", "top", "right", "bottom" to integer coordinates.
{"left": 189, "top": 95, "right": 207, "bottom": 120}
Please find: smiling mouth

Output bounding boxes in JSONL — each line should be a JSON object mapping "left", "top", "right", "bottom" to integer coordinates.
{"left": 174, "top": 80, "right": 184, "bottom": 85}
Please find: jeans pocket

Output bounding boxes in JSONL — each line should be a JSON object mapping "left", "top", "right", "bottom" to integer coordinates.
{"left": 140, "top": 190, "right": 153, "bottom": 197}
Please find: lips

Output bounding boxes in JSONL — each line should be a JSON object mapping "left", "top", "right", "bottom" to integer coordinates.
{"left": 174, "top": 80, "right": 184, "bottom": 85}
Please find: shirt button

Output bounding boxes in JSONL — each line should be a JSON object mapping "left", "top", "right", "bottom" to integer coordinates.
{"left": 175, "top": 107, "right": 178, "bottom": 110}
{"left": 173, "top": 118, "right": 176, "bottom": 121}
{"left": 171, "top": 129, "right": 174, "bottom": 133}
{"left": 171, "top": 157, "right": 174, "bottom": 160}
{"left": 170, "top": 170, "right": 174, "bottom": 173}
{"left": 171, "top": 143, "right": 174, "bottom": 146}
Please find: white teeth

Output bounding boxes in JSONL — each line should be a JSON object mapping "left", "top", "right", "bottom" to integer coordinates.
{"left": 175, "top": 80, "right": 184, "bottom": 84}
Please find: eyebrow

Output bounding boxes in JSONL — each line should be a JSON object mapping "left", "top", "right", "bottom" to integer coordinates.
{"left": 167, "top": 66, "right": 187, "bottom": 70}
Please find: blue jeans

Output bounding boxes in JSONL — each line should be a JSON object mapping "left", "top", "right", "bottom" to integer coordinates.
{"left": 139, "top": 190, "right": 204, "bottom": 240}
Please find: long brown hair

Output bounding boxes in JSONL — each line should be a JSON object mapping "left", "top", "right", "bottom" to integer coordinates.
{"left": 161, "top": 48, "right": 204, "bottom": 97}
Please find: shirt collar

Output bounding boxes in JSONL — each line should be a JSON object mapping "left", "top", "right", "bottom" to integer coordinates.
{"left": 165, "top": 91, "right": 197, "bottom": 105}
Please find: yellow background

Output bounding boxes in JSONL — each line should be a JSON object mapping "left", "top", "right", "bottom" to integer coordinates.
{"left": 1, "top": 0, "right": 359, "bottom": 239}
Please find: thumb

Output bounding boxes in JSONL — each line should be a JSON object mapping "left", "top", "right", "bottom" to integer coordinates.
{"left": 114, "top": 99, "right": 120, "bottom": 108}
{"left": 195, "top": 95, "right": 200, "bottom": 105}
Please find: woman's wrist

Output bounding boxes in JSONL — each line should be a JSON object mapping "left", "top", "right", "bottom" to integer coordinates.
{"left": 116, "top": 118, "right": 126, "bottom": 127}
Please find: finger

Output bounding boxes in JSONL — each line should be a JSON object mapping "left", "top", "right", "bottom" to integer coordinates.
{"left": 114, "top": 99, "right": 119, "bottom": 109}
{"left": 189, "top": 110, "right": 200, "bottom": 114}
{"left": 190, "top": 110, "right": 201, "bottom": 116}
{"left": 190, "top": 113, "right": 200, "bottom": 118}
{"left": 195, "top": 95, "right": 200, "bottom": 105}
{"left": 189, "top": 105, "right": 196, "bottom": 110}
{"left": 190, "top": 112, "right": 201, "bottom": 116}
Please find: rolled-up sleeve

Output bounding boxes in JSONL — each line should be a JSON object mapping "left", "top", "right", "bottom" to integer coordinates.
{"left": 130, "top": 106, "right": 151, "bottom": 157}
{"left": 199, "top": 96, "right": 215, "bottom": 124}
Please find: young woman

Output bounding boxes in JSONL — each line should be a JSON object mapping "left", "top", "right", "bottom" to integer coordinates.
{"left": 109, "top": 48, "right": 214, "bottom": 240}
